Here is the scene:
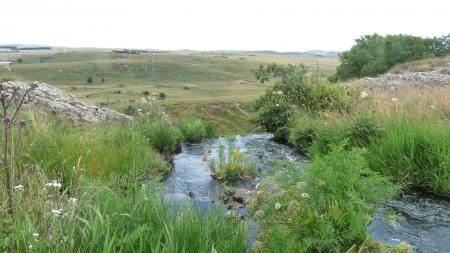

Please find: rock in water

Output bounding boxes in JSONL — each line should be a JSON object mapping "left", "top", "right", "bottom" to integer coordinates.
{"left": 2, "top": 81, "right": 133, "bottom": 123}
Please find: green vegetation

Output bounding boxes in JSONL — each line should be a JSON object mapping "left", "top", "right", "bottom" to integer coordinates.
{"left": 332, "top": 33, "right": 450, "bottom": 81}
{"left": 207, "top": 145, "right": 256, "bottom": 181}
{"left": 253, "top": 63, "right": 358, "bottom": 141}
{"left": 179, "top": 117, "right": 215, "bottom": 142}
{"left": 143, "top": 116, "right": 182, "bottom": 155}
{"left": 1, "top": 110, "right": 246, "bottom": 252}
{"left": 7, "top": 178, "right": 247, "bottom": 253}
{"left": 249, "top": 146, "right": 399, "bottom": 252}
{"left": 368, "top": 118, "right": 450, "bottom": 193}
{"left": 0, "top": 50, "right": 337, "bottom": 108}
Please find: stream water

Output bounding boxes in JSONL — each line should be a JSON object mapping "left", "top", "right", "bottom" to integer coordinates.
{"left": 163, "top": 134, "right": 450, "bottom": 253}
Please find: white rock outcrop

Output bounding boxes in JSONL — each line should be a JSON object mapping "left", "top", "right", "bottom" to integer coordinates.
{"left": 357, "top": 71, "right": 450, "bottom": 87}
{"left": 1, "top": 81, "right": 133, "bottom": 123}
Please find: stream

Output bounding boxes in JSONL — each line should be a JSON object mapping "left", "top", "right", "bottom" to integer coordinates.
{"left": 163, "top": 134, "right": 450, "bottom": 253}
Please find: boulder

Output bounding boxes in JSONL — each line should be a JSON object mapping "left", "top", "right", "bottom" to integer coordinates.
{"left": 1, "top": 81, "right": 133, "bottom": 123}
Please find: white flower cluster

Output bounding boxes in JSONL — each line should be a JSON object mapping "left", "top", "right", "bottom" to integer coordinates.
{"left": 45, "top": 180, "right": 62, "bottom": 189}
{"left": 272, "top": 90, "right": 283, "bottom": 96}
{"left": 360, "top": 91, "right": 369, "bottom": 99}
{"left": 51, "top": 208, "right": 64, "bottom": 217}
{"left": 275, "top": 202, "right": 282, "bottom": 210}
{"left": 14, "top": 184, "right": 24, "bottom": 191}
{"left": 68, "top": 198, "right": 78, "bottom": 204}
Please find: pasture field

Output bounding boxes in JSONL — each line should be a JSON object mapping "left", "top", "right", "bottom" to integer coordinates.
{"left": 0, "top": 49, "right": 338, "bottom": 133}
{"left": 0, "top": 49, "right": 338, "bottom": 108}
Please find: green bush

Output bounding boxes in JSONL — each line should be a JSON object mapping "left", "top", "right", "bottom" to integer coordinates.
{"left": 333, "top": 33, "right": 450, "bottom": 80}
{"left": 179, "top": 117, "right": 215, "bottom": 143}
{"left": 368, "top": 118, "right": 450, "bottom": 193}
{"left": 250, "top": 146, "right": 399, "bottom": 252}
{"left": 145, "top": 118, "right": 182, "bottom": 154}
{"left": 253, "top": 63, "right": 358, "bottom": 141}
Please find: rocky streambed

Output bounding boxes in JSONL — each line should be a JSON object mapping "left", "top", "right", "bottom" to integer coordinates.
{"left": 163, "top": 134, "right": 450, "bottom": 252}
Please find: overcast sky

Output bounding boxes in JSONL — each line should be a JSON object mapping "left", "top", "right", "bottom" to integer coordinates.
{"left": 2, "top": 0, "right": 449, "bottom": 51}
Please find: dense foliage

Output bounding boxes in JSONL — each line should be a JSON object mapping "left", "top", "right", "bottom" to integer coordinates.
{"left": 332, "top": 34, "right": 450, "bottom": 81}
{"left": 253, "top": 63, "right": 358, "bottom": 141}
{"left": 250, "top": 146, "right": 399, "bottom": 252}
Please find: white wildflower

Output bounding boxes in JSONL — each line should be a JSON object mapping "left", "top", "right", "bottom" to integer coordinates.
{"left": 255, "top": 183, "right": 260, "bottom": 190}
{"left": 276, "top": 90, "right": 283, "bottom": 95}
{"left": 224, "top": 210, "right": 238, "bottom": 219}
{"left": 28, "top": 244, "right": 33, "bottom": 249}
{"left": 45, "top": 180, "right": 62, "bottom": 188}
{"left": 275, "top": 103, "right": 279, "bottom": 107}
{"left": 137, "top": 108, "right": 142, "bottom": 112}
{"left": 51, "top": 208, "right": 63, "bottom": 216}
{"left": 430, "top": 105, "right": 436, "bottom": 109}
{"left": 391, "top": 97, "right": 398, "bottom": 102}
{"left": 68, "top": 198, "right": 78, "bottom": 204}
{"left": 32, "top": 233, "right": 39, "bottom": 238}
{"left": 360, "top": 91, "right": 369, "bottom": 99}
{"left": 14, "top": 184, "right": 23, "bottom": 191}
{"left": 275, "top": 202, "right": 282, "bottom": 210}
{"left": 301, "top": 193, "right": 310, "bottom": 198}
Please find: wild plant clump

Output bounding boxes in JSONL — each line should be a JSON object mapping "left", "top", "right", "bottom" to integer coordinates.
{"left": 207, "top": 144, "right": 255, "bottom": 181}
{"left": 0, "top": 81, "right": 38, "bottom": 216}
{"left": 179, "top": 117, "right": 215, "bottom": 143}
{"left": 249, "top": 146, "right": 399, "bottom": 252}
{"left": 253, "top": 63, "right": 359, "bottom": 141}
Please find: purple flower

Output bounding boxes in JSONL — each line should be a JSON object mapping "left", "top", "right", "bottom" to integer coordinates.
{"left": 2, "top": 116, "right": 11, "bottom": 125}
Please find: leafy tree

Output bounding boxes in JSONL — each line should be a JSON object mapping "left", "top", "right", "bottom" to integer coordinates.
{"left": 332, "top": 34, "right": 450, "bottom": 81}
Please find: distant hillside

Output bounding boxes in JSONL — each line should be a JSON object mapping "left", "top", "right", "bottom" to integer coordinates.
{"left": 242, "top": 50, "right": 339, "bottom": 57}
{"left": 0, "top": 44, "right": 52, "bottom": 51}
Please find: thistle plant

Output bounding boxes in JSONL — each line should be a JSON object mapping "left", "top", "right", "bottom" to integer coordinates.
{"left": 1, "top": 81, "right": 38, "bottom": 216}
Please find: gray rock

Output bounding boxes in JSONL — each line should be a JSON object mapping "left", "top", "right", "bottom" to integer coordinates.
{"left": 357, "top": 71, "right": 450, "bottom": 87}
{"left": 1, "top": 81, "right": 133, "bottom": 123}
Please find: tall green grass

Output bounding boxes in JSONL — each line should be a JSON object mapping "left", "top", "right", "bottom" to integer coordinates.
{"left": 7, "top": 177, "right": 247, "bottom": 253}
{"left": 179, "top": 117, "right": 215, "bottom": 143}
{"left": 20, "top": 114, "right": 169, "bottom": 185}
{"left": 143, "top": 117, "right": 183, "bottom": 155}
{"left": 368, "top": 118, "right": 450, "bottom": 193}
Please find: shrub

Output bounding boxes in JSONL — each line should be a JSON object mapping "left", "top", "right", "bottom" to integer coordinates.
{"left": 179, "top": 117, "right": 215, "bottom": 143}
{"left": 142, "top": 91, "right": 150, "bottom": 96}
{"left": 207, "top": 144, "right": 255, "bottom": 181}
{"left": 333, "top": 33, "right": 450, "bottom": 81}
{"left": 145, "top": 118, "right": 182, "bottom": 154}
{"left": 368, "top": 118, "right": 450, "bottom": 193}
{"left": 253, "top": 63, "right": 358, "bottom": 140}
{"left": 124, "top": 105, "right": 136, "bottom": 116}
{"left": 159, "top": 92, "right": 166, "bottom": 100}
{"left": 250, "top": 146, "right": 399, "bottom": 252}
{"left": 86, "top": 76, "right": 93, "bottom": 84}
